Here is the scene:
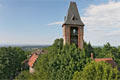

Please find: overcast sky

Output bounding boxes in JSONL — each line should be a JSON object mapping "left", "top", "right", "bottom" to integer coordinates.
{"left": 0, "top": 0, "right": 120, "bottom": 46}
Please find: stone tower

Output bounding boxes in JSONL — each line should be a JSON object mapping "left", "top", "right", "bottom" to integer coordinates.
{"left": 62, "top": 2, "right": 84, "bottom": 49}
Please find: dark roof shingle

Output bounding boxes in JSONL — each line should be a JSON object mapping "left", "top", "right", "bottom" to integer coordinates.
{"left": 63, "top": 2, "right": 84, "bottom": 26}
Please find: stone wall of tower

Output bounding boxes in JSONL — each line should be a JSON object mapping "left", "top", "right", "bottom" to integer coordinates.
{"left": 78, "top": 26, "right": 84, "bottom": 49}
{"left": 63, "top": 25, "right": 70, "bottom": 45}
{"left": 63, "top": 25, "right": 84, "bottom": 49}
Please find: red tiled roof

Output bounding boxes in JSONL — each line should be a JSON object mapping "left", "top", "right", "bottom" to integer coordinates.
{"left": 91, "top": 53, "right": 117, "bottom": 68}
{"left": 23, "top": 49, "right": 45, "bottom": 68}
{"left": 28, "top": 53, "right": 39, "bottom": 67}
{"left": 95, "top": 58, "right": 117, "bottom": 67}
{"left": 95, "top": 58, "right": 112, "bottom": 61}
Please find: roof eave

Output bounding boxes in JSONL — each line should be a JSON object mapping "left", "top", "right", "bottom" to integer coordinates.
{"left": 62, "top": 23, "right": 85, "bottom": 27}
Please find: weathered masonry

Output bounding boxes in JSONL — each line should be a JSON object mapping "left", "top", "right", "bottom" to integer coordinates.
{"left": 62, "top": 2, "right": 84, "bottom": 49}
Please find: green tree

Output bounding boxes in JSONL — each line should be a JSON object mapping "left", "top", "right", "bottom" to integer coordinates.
{"left": 83, "top": 41, "right": 94, "bottom": 57}
{"left": 0, "top": 47, "right": 26, "bottom": 79}
{"left": 15, "top": 39, "right": 91, "bottom": 80}
{"left": 73, "top": 61, "right": 119, "bottom": 80}
{"left": 15, "top": 70, "right": 33, "bottom": 80}
{"left": 53, "top": 38, "right": 63, "bottom": 50}
{"left": 15, "top": 39, "right": 120, "bottom": 80}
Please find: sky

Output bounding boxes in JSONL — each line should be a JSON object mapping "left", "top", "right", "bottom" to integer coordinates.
{"left": 0, "top": 0, "right": 120, "bottom": 46}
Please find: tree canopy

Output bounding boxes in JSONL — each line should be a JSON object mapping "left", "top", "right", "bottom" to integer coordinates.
{"left": 73, "top": 61, "right": 119, "bottom": 80}
{"left": 15, "top": 39, "right": 120, "bottom": 80}
{"left": 0, "top": 47, "right": 27, "bottom": 79}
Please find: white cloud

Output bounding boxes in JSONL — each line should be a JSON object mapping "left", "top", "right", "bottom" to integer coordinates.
{"left": 107, "top": 30, "right": 120, "bottom": 36}
{"left": 48, "top": 21, "right": 63, "bottom": 26}
{"left": 47, "top": 1, "right": 120, "bottom": 46}
{"left": 82, "top": 1, "right": 120, "bottom": 46}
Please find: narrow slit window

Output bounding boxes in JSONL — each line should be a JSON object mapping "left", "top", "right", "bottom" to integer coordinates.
{"left": 72, "top": 15, "right": 77, "bottom": 20}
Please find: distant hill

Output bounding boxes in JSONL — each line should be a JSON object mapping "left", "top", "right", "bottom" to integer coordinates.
{"left": 0, "top": 44, "right": 50, "bottom": 51}
{"left": 21, "top": 45, "right": 50, "bottom": 51}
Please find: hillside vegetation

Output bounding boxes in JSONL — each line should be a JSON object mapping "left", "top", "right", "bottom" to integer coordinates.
{"left": 14, "top": 38, "right": 120, "bottom": 80}
{"left": 0, "top": 47, "right": 29, "bottom": 79}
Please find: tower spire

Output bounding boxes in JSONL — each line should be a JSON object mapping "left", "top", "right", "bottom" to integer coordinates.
{"left": 63, "top": 1, "right": 84, "bottom": 26}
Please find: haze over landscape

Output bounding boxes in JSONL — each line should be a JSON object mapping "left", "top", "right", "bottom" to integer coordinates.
{"left": 0, "top": 0, "right": 120, "bottom": 46}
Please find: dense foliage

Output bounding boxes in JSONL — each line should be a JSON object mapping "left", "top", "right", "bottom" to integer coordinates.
{"left": 15, "top": 39, "right": 120, "bottom": 80}
{"left": 94, "top": 43, "right": 120, "bottom": 67}
{"left": 0, "top": 47, "right": 27, "bottom": 79}
{"left": 73, "top": 61, "right": 119, "bottom": 80}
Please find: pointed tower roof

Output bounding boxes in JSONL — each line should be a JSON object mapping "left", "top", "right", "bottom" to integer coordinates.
{"left": 63, "top": 2, "right": 84, "bottom": 26}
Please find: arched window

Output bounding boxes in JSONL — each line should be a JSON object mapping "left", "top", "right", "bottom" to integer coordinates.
{"left": 73, "top": 29, "right": 76, "bottom": 34}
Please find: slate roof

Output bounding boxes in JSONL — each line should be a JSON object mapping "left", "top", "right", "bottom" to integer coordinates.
{"left": 63, "top": 2, "right": 84, "bottom": 26}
